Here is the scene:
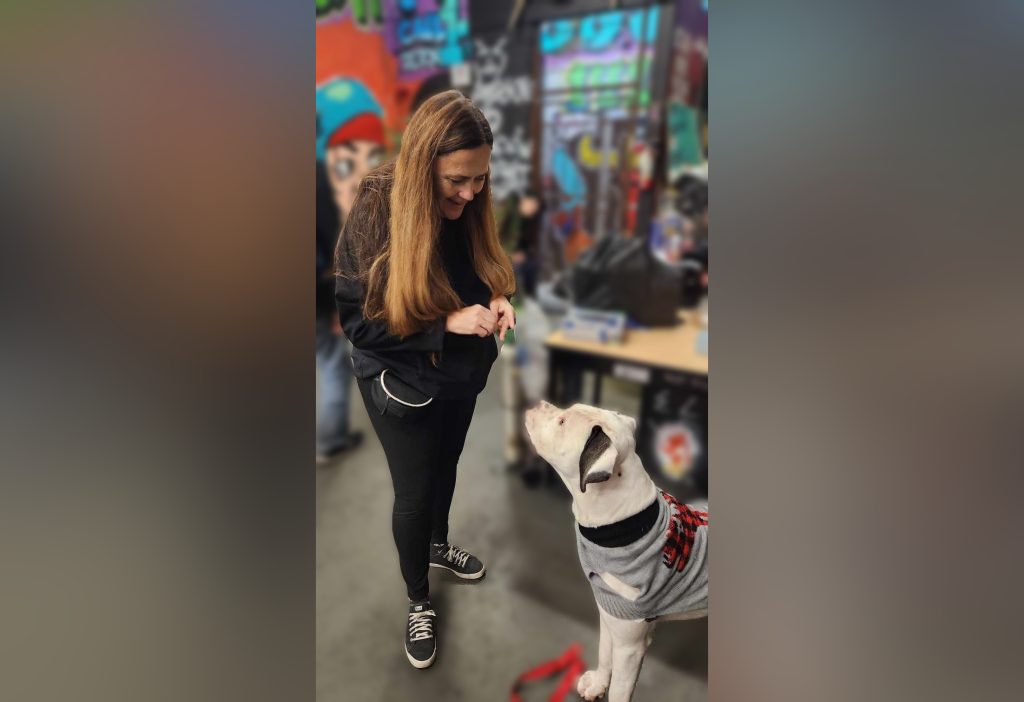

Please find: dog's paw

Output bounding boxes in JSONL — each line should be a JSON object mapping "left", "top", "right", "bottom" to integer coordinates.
{"left": 577, "top": 669, "right": 610, "bottom": 700}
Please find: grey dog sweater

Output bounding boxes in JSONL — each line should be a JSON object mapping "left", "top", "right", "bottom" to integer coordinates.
{"left": 576, "top": 491, "right": 708, "bottom": 621}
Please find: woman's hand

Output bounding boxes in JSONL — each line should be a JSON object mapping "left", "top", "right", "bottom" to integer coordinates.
{"left": 446, "top": 305, "right": 499, "bottom": 337}
{"left": 489, "top": 296, "right": 516, "bottom": 342}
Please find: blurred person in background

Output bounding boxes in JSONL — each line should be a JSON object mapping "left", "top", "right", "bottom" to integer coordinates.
{"left": 316, "top": 162, "right": 364, "bottom": 464}
{"left": 498, "top": 188, "right": 544, "bottom": 299}
{"left": 675, "top": 174, "right": 708, "bottom": 250}
{"left": 314, "top": 77, "right": 390, "bottom": 464}
{"left": 334, "top": 90, "right": 516, "bottom": 669}
{"left": 677, "top": 175, "right": 709, "bottom": 292}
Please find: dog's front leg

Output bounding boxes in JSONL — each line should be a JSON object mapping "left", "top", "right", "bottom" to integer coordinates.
{"left": 604, "top": 613, "right": 653, "bottom": 702}
{"left": 576, "top": 608, "right": 612, "bottom": 700}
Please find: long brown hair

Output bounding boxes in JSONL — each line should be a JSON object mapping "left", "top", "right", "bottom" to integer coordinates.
{"left": 338, "top": 90, "right": 515, "bottom": 338}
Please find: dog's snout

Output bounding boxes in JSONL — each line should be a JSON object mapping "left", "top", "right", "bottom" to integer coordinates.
{"left": 526, "top": 400, "right": 559, "bottom": 433}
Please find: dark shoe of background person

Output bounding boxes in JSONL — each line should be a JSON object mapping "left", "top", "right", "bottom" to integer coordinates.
{"left": 315, "top": 430, "right": 365, "bottom": 465}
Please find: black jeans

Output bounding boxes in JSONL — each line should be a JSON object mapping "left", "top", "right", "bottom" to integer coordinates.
{"left": 356, "top": 377, "right": 478, "bottom": 602}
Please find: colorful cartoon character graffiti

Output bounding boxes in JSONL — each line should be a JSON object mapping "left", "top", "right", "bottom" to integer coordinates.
{"left": 316, "top": 77, "right": 386, "bottom": 218}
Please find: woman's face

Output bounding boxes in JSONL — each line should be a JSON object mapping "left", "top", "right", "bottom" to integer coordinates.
{"left": 434, "top": 145, "right": 491, "bottom": 220}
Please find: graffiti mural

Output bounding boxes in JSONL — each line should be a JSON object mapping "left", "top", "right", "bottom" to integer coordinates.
{"left": 318, "top": 9, "right": 399, "bottom": 146}
{"left": 383, "top": 0, "right": 470, "bottom": 80}
{"left": 317, "top": 78, "right": 386, "bottom": 218}
{"left": 317, "top": 1, "right": 457, "bottom": 218}
{"left": 538, "top": 7, "right": 661, "bottom": 267}
{"left": 317, "top": 0, "right": 385, "bottom": 29}
{"left": 470, "top": 34, "right": 533, "bottom": 202}
{"left": 540, "top": 9, "right": 659, "bottom": 112}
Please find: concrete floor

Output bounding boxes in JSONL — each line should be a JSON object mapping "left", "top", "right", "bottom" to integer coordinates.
{"left": 317, "top": 352, "right": 708, "bottom": 701}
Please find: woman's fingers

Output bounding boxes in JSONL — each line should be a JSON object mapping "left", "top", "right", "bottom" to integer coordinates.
{"left": 498, "top": 301, "right": 515, "bottom": 329}
{"left": 477, "top": 305, "right": 497, "bottom": 325}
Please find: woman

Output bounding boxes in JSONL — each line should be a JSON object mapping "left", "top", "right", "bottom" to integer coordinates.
{"left": 334, "top": 90, "right": 516, "bottom": 669}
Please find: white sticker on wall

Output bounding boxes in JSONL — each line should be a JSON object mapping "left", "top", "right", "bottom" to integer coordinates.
{"left": 450, "top": 62, "right": 472, "bottom": 88}
{"left": 612, "top": 363, "right": 651, "bottom": 384}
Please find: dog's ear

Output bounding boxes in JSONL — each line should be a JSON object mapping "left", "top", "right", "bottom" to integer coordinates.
{"left": 579, "top": 425, "right": 616, "bottom": 493}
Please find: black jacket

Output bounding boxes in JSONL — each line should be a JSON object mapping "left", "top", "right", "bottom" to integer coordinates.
{"left": 316, "top": 161, "right": 341, "bottom": 320}
{"left": 334, "top": 165, "right": 499, "bottom": 399}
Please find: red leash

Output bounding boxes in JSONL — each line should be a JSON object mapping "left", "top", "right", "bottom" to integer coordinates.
{"left": 510, "top": 642, "right": 587, "bottom": 702}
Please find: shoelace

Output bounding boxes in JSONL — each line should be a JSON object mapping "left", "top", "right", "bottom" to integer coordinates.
{"left": 443, "top": 544, "right": 470, "bottom": 568}
{"left": 408, "top": 609, "right": 435, "bottom": 642}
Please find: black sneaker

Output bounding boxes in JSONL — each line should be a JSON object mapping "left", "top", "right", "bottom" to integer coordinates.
{"left": 429, "top": 542, "right": 485, "bottom": 580}
{"left": 405, "top": 600, "right": 437, "bottom": 669}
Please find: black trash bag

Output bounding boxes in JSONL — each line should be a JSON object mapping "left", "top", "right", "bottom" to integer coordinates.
{"left": 568, "top": 236, "right": 682, "bottom": 326}
{"left": 678, "top": 258, "right": 705, "bottom": 309}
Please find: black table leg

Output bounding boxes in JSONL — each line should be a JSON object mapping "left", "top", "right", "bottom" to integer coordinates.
{"left": 547, "top": 351, "right": 560, "bottom": 404}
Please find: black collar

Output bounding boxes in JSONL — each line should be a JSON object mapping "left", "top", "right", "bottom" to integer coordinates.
{"left": 577, "top": 497, "right": 660, "bottom": 548}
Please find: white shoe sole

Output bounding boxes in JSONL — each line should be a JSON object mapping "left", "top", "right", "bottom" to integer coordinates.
{"left": 429, "top": 562, "right": 486, "bottom": 580}
{"left": 406, "top": 645, "right": 436, "bottom": 669}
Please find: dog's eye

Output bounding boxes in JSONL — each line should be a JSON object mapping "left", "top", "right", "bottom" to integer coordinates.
{"left": 558, "top": 417, "right": 565, "bottom": 426}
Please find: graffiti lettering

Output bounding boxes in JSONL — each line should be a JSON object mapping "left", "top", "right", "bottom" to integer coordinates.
{"left": 472, "top": 74, "right": 532, "bottom": 108}
{"left": 539, "top": 8, "right": 658, "bottom": 55}
{"left": 492, "top": 127, "right": 532, "bottom": 161}
{"left": 399, "top": 46, "right": 444, "bottom": 72}
{"left": 489, "top": 128, "right": 532, "bottom": 200}
{"left": 539, "top": 19, "right": 575, "bottom": 55}
{"left": 472, "top": 36, "right": 533, "bottom": 200}
{"left": 566, "top": 59, "right": 640, "bottom": 89}
{"left": 551, "top": 112, "right": 598, "bottom": 141}
{"left": 579, "top": 13, "right": 623, "bottom": 51}
{"left": 473, "top": 38, "right": 532, "bottom": 107}
{"left": 397, "top": 13, "right": 444, "bottom": 46}
{"left": 387, "top": 0, "right": 468, "bottom": 79}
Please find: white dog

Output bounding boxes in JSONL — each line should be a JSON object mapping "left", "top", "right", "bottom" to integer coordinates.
{"left": 525, "top": 401, "right": 708, "bottom": 702}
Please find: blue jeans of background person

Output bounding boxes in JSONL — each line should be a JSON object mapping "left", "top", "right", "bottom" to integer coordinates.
{"left": 316, "top": 318, "right": 353, "bottom": 455}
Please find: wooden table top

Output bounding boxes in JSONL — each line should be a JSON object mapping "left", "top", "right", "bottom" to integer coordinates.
{"left": 545, "top": 310, "right": 708, "bottom": 376}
